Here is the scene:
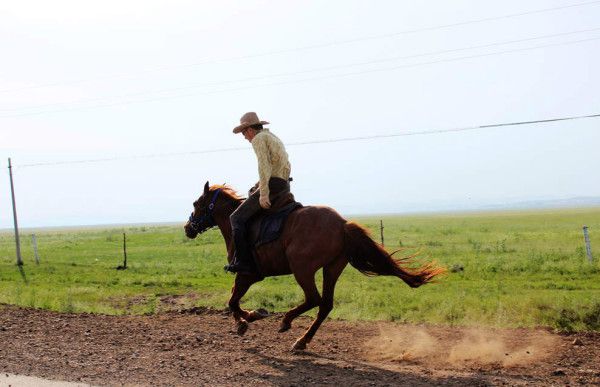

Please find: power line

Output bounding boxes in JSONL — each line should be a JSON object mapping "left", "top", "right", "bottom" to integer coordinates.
{"left": 4, "top": 26, "right": 599, "bottom": 114}
{"left": 288, "top": 113, "right": 600, "bottom": 145}
{"left": 1, "top": 0, "right": 599, "bottom": 94}
{"left": 2, "top": 36, "right": 598, "bottom": 119}
{"left": 14, "top": 113, "right": 600, "bottom": 169}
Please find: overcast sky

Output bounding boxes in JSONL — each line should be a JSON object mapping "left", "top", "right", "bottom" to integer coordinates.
{"left": 1, "top": 0, "right": 599, "bottom": 228}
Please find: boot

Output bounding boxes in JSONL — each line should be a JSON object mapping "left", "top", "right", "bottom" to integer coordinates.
{"left": 224, "top": 229, "right": 256, "bottom": 274}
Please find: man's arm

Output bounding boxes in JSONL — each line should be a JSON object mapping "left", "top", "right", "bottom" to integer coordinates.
{"left": 251, "top": 134, "right": 272, "bottom": 207}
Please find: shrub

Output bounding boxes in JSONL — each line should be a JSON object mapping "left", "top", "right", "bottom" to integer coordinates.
{"left": 554, "top": 308, "right": 578, "bottom": 332}
{"left": 583, "top": 303, "right": 600, "bottom": 330}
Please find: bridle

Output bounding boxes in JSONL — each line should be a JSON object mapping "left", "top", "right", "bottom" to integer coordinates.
{"left": 188, "top": 188, "right": 222, "bottom": 234}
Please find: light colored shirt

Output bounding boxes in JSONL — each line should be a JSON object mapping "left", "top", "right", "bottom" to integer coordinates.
{"left": 251, "top": 129, "right": 291, "bottom": 199}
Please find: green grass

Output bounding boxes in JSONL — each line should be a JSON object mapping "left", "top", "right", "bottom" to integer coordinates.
{"left": 1, "top": 208, "right": 599, "bottom": 332}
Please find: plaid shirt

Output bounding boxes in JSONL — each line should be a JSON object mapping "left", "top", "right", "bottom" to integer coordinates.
{"left": 251, "top": 129, "right": 291, "bottom": 199}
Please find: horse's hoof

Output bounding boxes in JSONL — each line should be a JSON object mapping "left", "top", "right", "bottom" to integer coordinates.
{"left": 247, "top": 308, "right": 269, "bottom": 322}
{"left": 292, "top": 338, "right": 307, "bottom": 351}
{"left": 278, "top": 321, "right": 291, "bottom": 333}
{"left": 237, "top": 319, "right": 249, "bottom": 336}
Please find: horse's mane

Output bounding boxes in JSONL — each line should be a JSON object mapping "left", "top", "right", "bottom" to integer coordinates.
{"left": 210, "top": 184, "right": 244, "bottom": 202}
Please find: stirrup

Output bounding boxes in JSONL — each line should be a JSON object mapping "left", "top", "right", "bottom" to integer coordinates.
{"left": 224, "top": 262, "right": 255, "bottom": 274}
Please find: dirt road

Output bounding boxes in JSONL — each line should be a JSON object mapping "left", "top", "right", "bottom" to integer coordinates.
{"left": 1, "top": 304, "right": 598, "bottom": 386}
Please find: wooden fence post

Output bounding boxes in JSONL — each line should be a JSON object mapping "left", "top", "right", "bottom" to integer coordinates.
{"left": 117, "top": 232, "right": 128, "bottom": 270}
{"left": 122, "top": 232, "right": 127, "bottom": 269}
{"left": 583, "top": 225, "right": 593, "bottom": 263}
{"left": 380, "top": 219, "right": 384, "bottom": 247}
{"left": 32, "top": 234, "right": 40, "bottom": 265}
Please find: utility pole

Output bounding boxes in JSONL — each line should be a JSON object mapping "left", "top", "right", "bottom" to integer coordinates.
{"left": 8, "top": 158, "right": 23, "bottom": 266}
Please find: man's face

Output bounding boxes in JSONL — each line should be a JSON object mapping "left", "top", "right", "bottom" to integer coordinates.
{"left": 242, "top": 128, "right": 257, "bottom": 142}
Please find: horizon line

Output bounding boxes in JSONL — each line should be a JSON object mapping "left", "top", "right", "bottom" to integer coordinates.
{"left": 1, "top": 203, "right": 599, "bottom": 233}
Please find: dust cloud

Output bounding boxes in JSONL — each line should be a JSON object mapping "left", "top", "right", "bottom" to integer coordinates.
{"left": 365, "top": 325, "right": 558, "bottom": 368}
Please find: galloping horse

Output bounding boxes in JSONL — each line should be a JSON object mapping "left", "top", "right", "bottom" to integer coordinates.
{"left": 184, "top": 182, "right": 444, "bottom": 350}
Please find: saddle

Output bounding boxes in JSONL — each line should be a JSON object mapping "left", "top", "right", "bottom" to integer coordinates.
{"left": 247, "top": 188, "right": 302, "bottom": 249}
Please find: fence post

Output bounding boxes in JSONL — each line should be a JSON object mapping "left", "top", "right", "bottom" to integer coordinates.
{"left": 380, "top": 219, "right": 384, "bottom": 247}
{"left": 122, "top": 232, "right": 128, "bottom": 269}
{"left": 116, "top": 233, "right": 128, "bottom": 270}
{"left": 32, "top": 234, "right": 40, "bottom": 265}
{"left": 583, "top": 225, "right": 593, "bottom": 263}
{"left": 8, "top": 158, "right": 23, "bottom": 266}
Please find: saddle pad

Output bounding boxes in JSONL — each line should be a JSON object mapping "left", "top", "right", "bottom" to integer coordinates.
{"left": 255, "top": 202, "right": 303, "bottom": 247}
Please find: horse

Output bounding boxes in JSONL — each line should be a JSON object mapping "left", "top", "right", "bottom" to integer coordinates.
{"left": 184, "top": 181, "right": 445, "bottom": 350}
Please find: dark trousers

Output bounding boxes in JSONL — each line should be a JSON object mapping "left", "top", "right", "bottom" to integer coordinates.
{"left": 229, "top": 178, "right": 290, "bottom": 263}
{"left": 230, "top": 188, "right": 261, "bottom": 235}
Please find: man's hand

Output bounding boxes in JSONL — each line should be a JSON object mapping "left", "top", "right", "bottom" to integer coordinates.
{"left": 259, "top": 195, "right": 271, "bottom": 209}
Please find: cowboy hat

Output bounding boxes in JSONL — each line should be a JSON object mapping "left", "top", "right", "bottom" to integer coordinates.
{"left": 232, "top": 112, "right": 270, "bottom": 134}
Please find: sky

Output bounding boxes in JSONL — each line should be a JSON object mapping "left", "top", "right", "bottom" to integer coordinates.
{"left": 1, "top": 0, "right": 599, "bottom": 228}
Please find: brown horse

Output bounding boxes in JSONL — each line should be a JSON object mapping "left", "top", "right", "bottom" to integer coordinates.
{"left": 184, "top": 182, "right": 444, "bottom": 350}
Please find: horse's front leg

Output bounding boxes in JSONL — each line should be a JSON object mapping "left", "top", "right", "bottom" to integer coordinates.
{"left": 228, "top": 273, "right": 262, "bottom": 335}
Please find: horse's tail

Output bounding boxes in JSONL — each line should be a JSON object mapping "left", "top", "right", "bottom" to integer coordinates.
{"left": 343, "top": 221, "right": 445, "bottom": 288}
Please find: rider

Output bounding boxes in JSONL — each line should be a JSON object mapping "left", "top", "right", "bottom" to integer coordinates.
{"left": 225, "top": 112, "right": 291, "bottom": 274}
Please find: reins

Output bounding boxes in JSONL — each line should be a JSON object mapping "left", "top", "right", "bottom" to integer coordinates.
{"left": 188, "top": 188, "right": 222, "bottom": 233}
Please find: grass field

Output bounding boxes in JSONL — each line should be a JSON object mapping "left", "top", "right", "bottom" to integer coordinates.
{"left": 1, "top": 208, "right": 599, "bottom": 332}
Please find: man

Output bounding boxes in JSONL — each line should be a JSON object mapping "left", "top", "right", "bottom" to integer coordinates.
{"left": 226, "top": 112, "right": 291, "bottom": 274}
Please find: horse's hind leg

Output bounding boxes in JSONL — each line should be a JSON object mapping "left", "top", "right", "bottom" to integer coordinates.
{"left": 279, "top": 269, "right": 321, "bottom": 333}
{"left": 292, "top": 256, "right": 347, "bottom": 350}
{"left": 228, "top": 273, "right": 262, "bottom": 335}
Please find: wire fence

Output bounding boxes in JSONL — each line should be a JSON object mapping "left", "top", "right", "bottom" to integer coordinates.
{"left": 10, "top": 112, "right": 600, "bottom": 169}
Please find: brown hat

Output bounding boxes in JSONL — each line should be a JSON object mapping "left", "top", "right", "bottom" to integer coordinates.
{"left": 232, "top": 112, "right": 270, "bottom": 134}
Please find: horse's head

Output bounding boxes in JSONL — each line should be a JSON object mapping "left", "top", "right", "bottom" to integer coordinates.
{"left": 184, "top": 181, "right": 222, "bottom": 239}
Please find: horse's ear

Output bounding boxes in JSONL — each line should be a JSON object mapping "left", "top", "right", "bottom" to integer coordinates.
{"left": 204, "top": 181, "right": 210, "bottom": 195}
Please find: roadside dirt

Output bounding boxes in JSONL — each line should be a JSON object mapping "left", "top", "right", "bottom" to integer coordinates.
{"left": 1, "top": 304, "right": 599, "bottom": 386}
